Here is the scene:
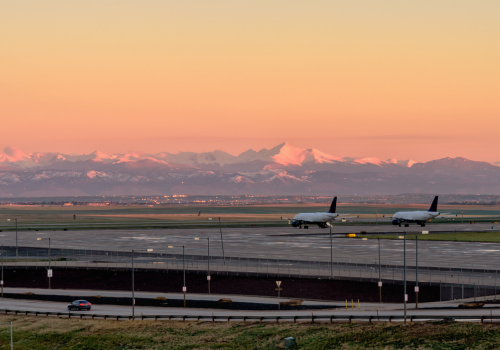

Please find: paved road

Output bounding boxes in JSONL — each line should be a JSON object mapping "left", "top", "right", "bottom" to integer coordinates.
{"left": 2, "top": 296, "right": 500, "bottom": 320}
{"left": 1, "top": 287, "right": 336, "bottom": 306}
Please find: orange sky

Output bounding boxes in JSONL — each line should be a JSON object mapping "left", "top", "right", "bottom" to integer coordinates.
{"left": 1, "top": 1, "right": 499, "bottom": 162}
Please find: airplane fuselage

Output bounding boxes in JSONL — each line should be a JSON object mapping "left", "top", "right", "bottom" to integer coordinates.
{"left": 392, "top": 211, "right": 440, "bottom": 227}
{"left": 292, "top": 212, "right": 339, "bottom": 227}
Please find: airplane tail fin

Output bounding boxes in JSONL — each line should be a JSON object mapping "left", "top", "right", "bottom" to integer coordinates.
{"left": 428, "top": 196, "right": 438, "bottom": 212}
{"left": 328, "top": 197, "right": 337, "bottom": 213}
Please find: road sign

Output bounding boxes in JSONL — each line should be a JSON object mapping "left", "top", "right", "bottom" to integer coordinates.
{"left": 378, "top": 282, "right": 382, "bottom": 287}
{"left": 182, "top": 286, "right": 187, "bottom": 292}
{"left": 415, "top": 286, "right": 419, "bottom": 292}
{"left": 47, "top": 269, "right": 53, "bottom": 278}
{"left": 276, "top": 281, "right": 281, "bottom": 287}
{"left": 207, "top": 276, "right": 211, "bottom": 281}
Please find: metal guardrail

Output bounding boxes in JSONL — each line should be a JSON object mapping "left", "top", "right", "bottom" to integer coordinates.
{"left": 2, "top": 309, "right": 498, "bottom": 323}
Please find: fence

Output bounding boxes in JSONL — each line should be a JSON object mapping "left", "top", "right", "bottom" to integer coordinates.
{"left": 2, "top": 246, "right": 500, "bottom": 301}
{"left": 2, "top": 308, "right": 500, "bottom": 323}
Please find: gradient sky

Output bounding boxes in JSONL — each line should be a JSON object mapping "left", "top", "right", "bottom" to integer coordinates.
{"left": 1, "top": 1, "right": 499, "bottom": 162}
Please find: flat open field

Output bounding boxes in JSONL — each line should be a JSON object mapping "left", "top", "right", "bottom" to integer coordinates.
{"left": 368, "top": 232, "right": 500, "bottom": 242}
{"left": 2, "top": 315, "right": 500, "bottom": 349}
{"left": 0, "top": 203, "right": 499, "bottom": 227}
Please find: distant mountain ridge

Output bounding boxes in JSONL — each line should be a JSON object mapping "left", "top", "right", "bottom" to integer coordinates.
{"left": 0, "top": 143, "right": 499, "bottom": 196}
{"left": 0, "top": 143, "right": 421, "bottom": 170}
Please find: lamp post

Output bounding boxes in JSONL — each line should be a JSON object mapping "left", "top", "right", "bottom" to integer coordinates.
{"left": 6, "top": 219, "right": 17, "bottom": 262}
{"left": 169, "top": 245, "right": 186, "bottom": 307}
{"left": 330, "top": 223, "right": 333, "bottom": 279}
{"left": 404, "top": 231, "right": 407, "bottom": 324}
{"left": 131, "top": 248, "right": 153, "bottom": 320}
{"left": 415, "top": 235, "right": 419, "bottom": 309}
{"left": 37, "top": 237, "right": 51, "bottom": 289}
{"left": 195, "top": 237, "right": 210, "bottom": 294}
{"left": 378, "top": 238, "right": 382, "bottom": 303}
{"left": 1, "top": 245, "right": 4, "bottom": 297}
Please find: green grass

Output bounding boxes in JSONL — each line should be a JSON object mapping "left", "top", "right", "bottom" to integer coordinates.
{"left": 366, "top": 231, "right": 500, "bottom": 242}
{"left": 2, "top": 316, "right": 500, "bottom": 349}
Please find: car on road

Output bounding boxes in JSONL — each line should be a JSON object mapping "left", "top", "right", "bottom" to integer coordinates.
{"left": 67, "top": 300, "right": 92, "bottom": 311}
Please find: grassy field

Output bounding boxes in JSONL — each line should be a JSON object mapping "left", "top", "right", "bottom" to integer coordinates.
{"left": 2, "top": 316, "right": 500, "bottom": 349}
{"left": 367, "top": 231, "right": 500, "bottom": 242}
{"left": 1, "top": 204, "right": 499, "bottom": 227}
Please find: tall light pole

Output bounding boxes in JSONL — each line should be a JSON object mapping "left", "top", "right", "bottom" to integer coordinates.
{"left": 1, "top": 245, "right": 4, "bottom": 297}
{"left": 169, "top": 245, "right": 186, "bottom": 307}
{"left": 6, "top": 219, "right": 17, "bottom": 262}
{"left": 131, "top": 248, "right": 153, "bottom": 320}
{"left": 195, "top": 237, "right": 210, "bottom": 294}
{"left": 404, "top": 231, "right": 407, "bottom": 324}
{"left": 378, "top": 238, "right": 382, "bottom": 303}
{"left": 37, "top": 237, "right": 51, "bottom": 289}
{"left": 330, "top": 223, "right": 333, "bottom": 279}
{"left": 415, "top": 235, "right": 419, "bottom": 309}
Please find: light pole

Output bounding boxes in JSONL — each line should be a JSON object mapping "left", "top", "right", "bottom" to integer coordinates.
{"left": 415, "top": 235, "right": 419, "bottom": 309}
{"left": 378, "top": 238, "right": 382, "bottom": 303}
{"left": 404, "top": 231, "right": 407, "bottom": 324}
{"left": 37, "top": 237, "right": 51, "bottom": 289}
{"left": 169, "top": 245, "right": 186, "bottom": 307}
{"left": 330, "top": 223, "right": 333, "bottom": 279}
{"left": 6, "top": 219, "right": 17, "bottom": 262}
{"left": 1, "top": 245, "right": 4, "bottom": 297}
{"left": 131, "top": 248, "right": 153, "bottom": 320}
{"left": 461, "top": 212, "right": 465, "bottom": 224}
{"left": 195, "top": 237, "right": 210, "bottom": 294}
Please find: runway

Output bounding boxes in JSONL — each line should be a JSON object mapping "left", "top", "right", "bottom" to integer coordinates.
{"left": 0, "top": 222, "right": 499, "bottom": 269}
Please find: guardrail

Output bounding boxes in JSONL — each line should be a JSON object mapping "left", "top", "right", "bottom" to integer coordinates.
{"left": 2, "top": 309, "right": 498, "bottom": 323}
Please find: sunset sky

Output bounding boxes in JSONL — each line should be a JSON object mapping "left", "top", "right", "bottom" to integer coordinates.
{"left": 1, "top": 1, "right": 499, "bottom": 162}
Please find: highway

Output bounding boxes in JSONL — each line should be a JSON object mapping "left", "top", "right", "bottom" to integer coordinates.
{"left": 1, "top": 291, "right": 500, "bottom": 320}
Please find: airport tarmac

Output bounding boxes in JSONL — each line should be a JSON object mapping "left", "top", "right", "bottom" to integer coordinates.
{"left": 0, "top": 222, "right": 499, "bottom": 269}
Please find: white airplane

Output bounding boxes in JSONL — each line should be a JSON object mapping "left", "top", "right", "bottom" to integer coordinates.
{"left": 391, "top": 196, "right": 448, "bottom": 227}
{"left": 282, "top": 197, "right": 352, "bottom": 229}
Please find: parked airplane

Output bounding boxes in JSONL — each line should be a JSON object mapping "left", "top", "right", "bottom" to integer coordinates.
{"left": 281, "top": 197, "right": 352, "bottom": 229}
{"left": 391, "top": 196, "right": 447, "bottom": 227}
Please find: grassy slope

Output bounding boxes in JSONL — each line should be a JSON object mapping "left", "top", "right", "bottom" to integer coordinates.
{"left": 1, "top": 316, "right": 500, "bottom": 349}
{"left": 366, "top": 231, "right": 500, "bottom": 242}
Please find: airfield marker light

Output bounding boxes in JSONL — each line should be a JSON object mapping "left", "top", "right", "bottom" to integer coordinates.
{"left": 195, "top": 238, "right": 199, "bottom": 240}
{"left": 147, "top": 249, "right": 153, "bottom": 252}
{"left": 37, "top": 238, "right": 41, "bottom": 241}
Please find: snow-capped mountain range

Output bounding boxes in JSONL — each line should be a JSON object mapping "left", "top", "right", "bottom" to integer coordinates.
{"left": 0, "top": 143, "right": 499, "bottom": 196}
{"left": 0, "top": 143, "right": 417, "bottom": 170}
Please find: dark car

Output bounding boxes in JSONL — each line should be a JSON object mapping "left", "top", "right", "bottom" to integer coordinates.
{"left": 67, "top": 300, "right": 92, "bottom": 311}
